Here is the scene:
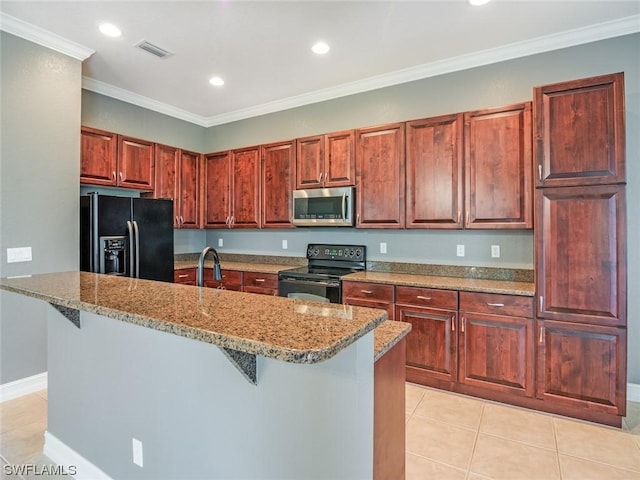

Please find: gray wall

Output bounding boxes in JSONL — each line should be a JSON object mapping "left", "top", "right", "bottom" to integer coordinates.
{"left": 0, "top": 32, "right": 82, "bottom": 383}
{"left": 203, "top": 34, "right": 640, "bottom": 384}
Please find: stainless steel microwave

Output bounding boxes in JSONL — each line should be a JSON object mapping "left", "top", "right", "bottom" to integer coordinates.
{"left": 292, "top": 186, "right": 354, "bottom": 227}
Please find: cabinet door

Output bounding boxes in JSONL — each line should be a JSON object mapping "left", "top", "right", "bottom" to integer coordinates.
{"left": 534, "top": 72, "right": 625, "bottom": 187}
{"left": 536, "top": 185, "right": 626, "bottom": 327}
{"left": 178, "top": 150, "right": 200, "bottom": 228}
{"left": 231, "top": 147, "right": 261, "bottom": 228}
{"left": 80, "top": 127, "right": 118, "bottom": 186}
{"left": 153, "top": 144, "right": 179, "bottom": 226}
{"left": 465, "top": 102, "right": 533, "bottom": 229}
{"left": 324, "top": 130, "right": 355, "bottom": 187}
{"left": 406, "top": 114, "right": 463, "bottom": 228}
{"left": 396, "top": 304, "right": 457, "bottom": 385}
{"left": 343, "top": 297, "right": 395, "bottom": 320}
{"left": 117, "top": 136, "right": 155, "bottom": 190}
{"left": 296, "top": 136, "right": 324, "bottom": 189}
{"left": 202, "top": 152, "right": 231, "bottom": 228}
{"left": 536, "top": 320, "right": 626, "bottom": 416}
{"left": 459, "top": 312, "right": 534, "bottom": 397}
{"left": 356, "top": 123, "right": 405, "bottom": 228}
{"left": 262, "top": 141, "right": 295, "bottom": 228}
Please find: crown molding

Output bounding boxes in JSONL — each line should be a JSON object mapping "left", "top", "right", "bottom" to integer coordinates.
{"left": 82, "top": 77, "right": 208, "bottom": 127}
{"left": 0, "top": 12, "right": 94, "bottom": 61}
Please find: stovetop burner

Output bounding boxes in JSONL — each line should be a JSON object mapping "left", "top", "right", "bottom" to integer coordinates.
{"left": 279, "top": 243, "right": 367, "bottom": 281}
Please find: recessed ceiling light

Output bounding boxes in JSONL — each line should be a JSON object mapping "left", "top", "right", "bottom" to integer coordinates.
{"left": 209, "top": 76, "right": 225, "bottom": 87}
{"left": 312, "top": 42, "right": 330, "bottom": 55}
{"left": 99, "top": 23, "right": 122, "bottom": 38}
{"left": 468, "top": 0, "right": 492, "bottom": 5}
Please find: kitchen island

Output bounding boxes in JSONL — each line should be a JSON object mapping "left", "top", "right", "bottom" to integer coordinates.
{"left": 1, "top": 272, "right": 409, "bottom": 480}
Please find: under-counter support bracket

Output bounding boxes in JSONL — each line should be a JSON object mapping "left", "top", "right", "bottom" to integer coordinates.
{"left": 51, "top": 304, "right": 81, "bottom": 328}
{"left": 220, "top": 348, "right": 257, "bottom": 385}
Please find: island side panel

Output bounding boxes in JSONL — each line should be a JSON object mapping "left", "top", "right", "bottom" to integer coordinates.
{"left": 45, "top": 307, "right": 374, "bottom": 479}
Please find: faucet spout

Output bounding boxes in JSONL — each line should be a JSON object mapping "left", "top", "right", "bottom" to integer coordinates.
{"left": 197, "top": 246, "right": 222, "bottom": 287}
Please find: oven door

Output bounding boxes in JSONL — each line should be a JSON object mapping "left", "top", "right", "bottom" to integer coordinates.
{"left": 278, "top": 277, "right": 341, "bottom": 304}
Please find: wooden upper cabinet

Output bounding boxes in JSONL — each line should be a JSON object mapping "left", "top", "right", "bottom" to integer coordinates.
{"left": 534, "top": 72, "right": 625, "bottom": 187}
{"left": 153, "top": 144, "right": 179, "bottom": 225}
{"left": 536, "top": 184, "right": 626, "bottom": 327}
{"left": 262, "top": 141, "right": 296, "bottom": 228}
{"left": 230, "top": 146, "right": 261, "bottom": 228}
{"left": 464, "top": 102, "right": 533, "bottom": 229}
{"left": 117, "top": 136, "right": 155, "bottom": 190}
{"left": 405, "top": 114, "right": 463, "bottom": 229}
{"left": 296, "top": 130, "right": 355, "bottom": 189}
{"left": 81, "top": 127, "right": 154, "bottom": 190}
{"left": 81, "top": 127, "right": 118, "bottom": 186}
{"left": 178, "top": 149, "right": 201, "bottom": 228}
{"left": 202, "top": 151, "right": 232, "bottom": 228}
{"left": 356, "top": 123, "right": 405, "bottom": 228}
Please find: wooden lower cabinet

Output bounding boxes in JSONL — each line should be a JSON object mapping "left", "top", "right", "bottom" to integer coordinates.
{"left": 243, "top": 272, "right": 278, "bottom": 295}
{"left": 374, "top": 337, "right": 406, "bottom": 480}
{"left": 204, "top": 270, "right": 243, "bottom": 291}
{"left": 536, "top": 319, "right": 627, "bottom": 417}
{"left": 342, "top": 281, "right": 395, "bottom": 319}
{"left": 174, "top": 268, "right": 196, "bottom": 285}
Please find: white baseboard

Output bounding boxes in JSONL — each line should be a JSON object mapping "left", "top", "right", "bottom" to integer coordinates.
{"left": 628, "top": 382, "right": 640, "bottom": 403}
{"left": 44, "top": 431, "right": 112, "bottom": 480}
{"left": 0, "top": 372, "right": 47, "bottom": 402}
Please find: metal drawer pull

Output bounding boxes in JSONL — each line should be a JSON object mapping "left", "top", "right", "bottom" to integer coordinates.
{"left": 487, "top": 303, "right": 504, "bottom": 307}
{"left": 461, "top": 317, "right": 466, "bottom": 333}
{"left": 416, "top": 295, "right": 432, "bottom": 301}
{"left": 254, "top": 278, "right": 265, "bottom": 283}
{"left": 361, "top": 290, "right": 373, "bottom": 294}
{"left": 451, "top": 318, "right": 455, "bottom": 331}
{"left": 539, "top": 326, "right": 545, "bottom": 344}
{"left": 178, "top": 274, "right": 189, "bottom": 278}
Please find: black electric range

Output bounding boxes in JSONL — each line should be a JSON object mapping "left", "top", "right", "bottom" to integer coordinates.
{"left": 278, "top": 244, "right": 366, "bottom": 303}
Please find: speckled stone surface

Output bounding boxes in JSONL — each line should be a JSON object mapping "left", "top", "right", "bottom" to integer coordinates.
{"left": 175, "top": 260, "right": 294, "bottom": 274}
{"left": 373, "top": 321, "right": 411, "bottom": 362}
{"left": 175, "top": 253, "right": 305, "bottom": 273}
{"left": 0, "top": 271, "right": 388, "bottom": 364}
{"left": 344, "top": 271, "right": 535, "bottom": 297}
{"left": 366, "top": 261, "right": 534, "bottom": 282}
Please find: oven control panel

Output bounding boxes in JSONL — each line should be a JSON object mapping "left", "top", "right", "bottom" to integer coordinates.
{"left": 307, "top": 244, "right": 366, "bottom": 262}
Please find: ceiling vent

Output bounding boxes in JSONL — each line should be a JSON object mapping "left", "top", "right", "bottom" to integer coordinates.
{"left": 135, "top": 40, "right": 173, "bottom": 59}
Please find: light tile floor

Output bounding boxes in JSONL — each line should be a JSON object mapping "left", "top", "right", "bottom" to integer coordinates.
{"left": 1, "top": 385, "right": 639, "bottom": 479}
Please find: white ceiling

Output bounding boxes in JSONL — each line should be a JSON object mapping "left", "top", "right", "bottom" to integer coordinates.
{"left": 1, "top": 1, "right": 639, "bottom": 127}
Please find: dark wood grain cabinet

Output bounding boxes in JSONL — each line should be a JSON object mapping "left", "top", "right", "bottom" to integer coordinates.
{"left": 81, "top": 127, "right": 154, "bottom": 190}
{"left": 296, "top": 130, "right": 355, "bottom": 189}
{"left": 262, "top": 141, "right": 296, "bottom": 228}
{"left": 153, "top": 144, "right": 200, "bottom": 228}
{"left": 174, "top": 268, "right": 197, "bottom": 285}
{"left": 355, "top": 123, "right": 405, "bottom": 228}
{"left": 458, "top": 292, "right": 534, "bottom": 398}
{"left": 534, "top": 72, "right": 625, "bottom": 187}
{"left": 342, "top": 281, "right": 395, "bottom": 320}
{"left": 204, "top": 269, "right": 243, "bottom": 291}
{"left": 243, "top": 272, "right": 278, "bottom": 295}
{"left": 405, "top": 114, "right": 463, "bottom": 228}
{"left": 395, "top": 286, "right": 458, "bottom": 388}
{"left": 464, "top": 102, "right": 533, "bottom": 229}
{"left": 202, "top": 147, "right": 261, "bottom": 229}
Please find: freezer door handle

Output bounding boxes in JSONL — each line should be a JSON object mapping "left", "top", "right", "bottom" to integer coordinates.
{"left": 127, "top": 221, "right": 135, "bottom": 277}
{"left": 133, "top": 221, "right": 140, "bottom": 278}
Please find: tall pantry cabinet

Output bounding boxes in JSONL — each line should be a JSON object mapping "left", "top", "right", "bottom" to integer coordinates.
{"left": 533, "top": 72, "right": 627, "bottom": 426}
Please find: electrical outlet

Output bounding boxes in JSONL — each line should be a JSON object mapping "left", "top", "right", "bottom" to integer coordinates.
{"left": 7, "top": 247, "right": 32, "bottom": 263}
{"left": 282, "top": 239, "right": 288, "bottom": 250}
{"left": 132, "top": 438, "right": 143, "bottom": 467}
{"left": 456, "top": 244, "right": 465, "bottom": 257}
{"left": 380, "top": 242, "right": 387, "bottom": 254}
{"left": 218, "top": 238, "right": 223, "bottom": 248}
{"left": 491, "top": 245, "right": 501, "bottom": 258}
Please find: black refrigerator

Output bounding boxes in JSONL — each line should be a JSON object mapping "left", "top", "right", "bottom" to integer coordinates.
{"left": 80, "top": 193, "right": 174, "bottom": 282}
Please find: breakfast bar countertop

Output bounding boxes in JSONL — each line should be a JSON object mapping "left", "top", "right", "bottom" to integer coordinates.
{"left": 0, "top": 271, "right": 400, "bottom": 364}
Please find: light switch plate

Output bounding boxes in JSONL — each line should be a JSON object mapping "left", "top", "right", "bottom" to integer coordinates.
{"left": 218, "top": 238, "right": 223, "bottom": 248}
{"left": 456, "top": 245, "right": 465, "bottom": 257}
{"left": 282, "top": 239, "right": 288, "bottom": 250}
{"left": 132, "top": 438, "right": 143, "bottom": 467}
{"left": 380, "top": 242, "right": 387, "bottom": 254}
{"left": 7, "top": 247, "right": 32, "bottom": 263}
{"left": 491, "top": 245, "right": 501, "bottom": 258}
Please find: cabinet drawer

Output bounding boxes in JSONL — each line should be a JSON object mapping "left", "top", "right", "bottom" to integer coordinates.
{"left": 395, "top": 286, "right": 457, "bottom": 309}
{"left": 174, "top": 268, "right": 196, "bottom": 284}
{"left": 243, "top": 272, "right": 278, "bottom": 289}
{"left": 459, "top": 292, "right": 534, "bottom": 318}
{"left": 342, "top": 281, "right": 394, "bottom": 302}
{"left": 205, "top": 270, "right": 243, "bottom": 289}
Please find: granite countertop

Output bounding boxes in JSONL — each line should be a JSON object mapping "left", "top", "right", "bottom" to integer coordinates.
{"left": 175, "top": 260, "right": 293, "bottom": 275}
{"left": 373, "top": 321, "right": 411, "bottom": 362}
{"left": 344, "top": 271, "right": 535, "bottom": 297}
{"left": 0, "top": 272, "right": 397, "bottom": 364}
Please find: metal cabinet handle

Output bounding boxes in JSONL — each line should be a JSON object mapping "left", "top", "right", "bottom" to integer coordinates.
{"left": 178, "top": 273, "right": 189, "bottom": 278}
{"left": 416, "top": 295, "right": 432, "bottom": 301}
{"left": 356, "top": 213, "right": 360, "bottom": 224}
{"left": 230, "top": 215, "right": 235, "bottom": 227}
{"left": 539, "top": 295, "right": 544, "bottom": 312}
{"left": 180, "top": 215, "right": 184, "bottom": 225}
{"left": 254, "top": 278, "right": 265, "bottom": 283}
{"left": 539, "top": 326, "right": 545, "bottom": 344}
{"left": 119, "top": 171, "right": 123, "bottom": 182}
{"left": 466, "top": 211, "right": 470, "bottom": 225}
{"left": 112, "top": 171, "right": 116, "bottom": 181}
{"left": 457, "top": 210, "right": 461, "bottom": 224}
{"left": 538, "top": 164, "right": 542, "bottom": 181}
{"left": 318, "top": 173, "right": 323, "bottom": 183}
{"left": 461, "top": 317, "right": 466, "bottom": 333}
{"left": 341, "top": 193, "right": 347, "bottom": 221}
{"left": 487, "top": 303, "right": 504, "bottom": 307}
{"left": 361, "top": 290, "right": 373, "bottom": 294}
{"left": 451, "top": 317, "right": 456, "bottom": 331}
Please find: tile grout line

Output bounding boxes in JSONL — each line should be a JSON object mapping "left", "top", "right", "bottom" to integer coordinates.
{"left": 463, "top": 399, "right": 486, "bottom": 479}
{"left": 552, "top": 416, "right": 563, "bottom": 480}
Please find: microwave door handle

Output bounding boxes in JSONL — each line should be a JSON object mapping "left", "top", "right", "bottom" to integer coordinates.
{"left": 126, "top": 221, "right": 135, "bottom": 277}
{"left": 133, "top": 221, "right": 140, "bottom": 278}
{"left": 342, "top": 193, "right": 346, "bottom": 222}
